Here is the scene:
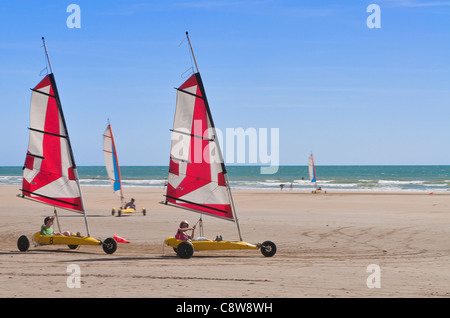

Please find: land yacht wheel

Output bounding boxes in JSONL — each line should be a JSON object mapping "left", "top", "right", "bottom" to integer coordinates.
{"left": 102, "top": 237, "right": 117, "bottom": 254}
{"left": 17, "top": 235, "right": 30, "bottom": 252}
{"left": 176, "top": 241, "right": 194, "bottom": 259}
{"left": 260, "top": 240, "right": 276, "bottom": 257}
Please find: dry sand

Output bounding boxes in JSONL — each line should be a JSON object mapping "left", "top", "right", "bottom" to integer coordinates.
{"left": 1, "top": 185, "right": 450, "bottom": 298}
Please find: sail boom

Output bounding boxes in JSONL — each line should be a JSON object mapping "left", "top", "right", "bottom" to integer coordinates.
{"left": 20, "top": 189, "right": 80, "bottom": 207}
{"left": 17, "top": 194, "right": 85, "bottom": 214}
{"left": 161, "top": 201, "right": 236, "bottom": 222}
{"left": 165, "top": 195, "right": 231, "bottom": 214}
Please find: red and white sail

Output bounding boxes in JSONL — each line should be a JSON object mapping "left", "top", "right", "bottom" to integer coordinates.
{"left": 21, "top": 74, "right": 84, "bottom": 213}
{"left": 165, "top": 73, "right": 234, "bottom": 221}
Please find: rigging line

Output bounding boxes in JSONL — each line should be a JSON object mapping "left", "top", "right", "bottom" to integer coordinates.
{"left": 39, "top": 67, "right": 48, "bottom": 77}
{"left": 185, "top": 32, "right": 199, "bottom": 73}
{"left": 177, "top": 36, "right": 187, "bottom": 47}
{"left": 181, "top": 67, "right": 194, "bottom": 79}
{"left": 40, "top": 42, "right": 49, "bottom": 77}
{"left": 178, "top": 36, "right": 194, "bottom": 78}
{"left": 185, "top": 36, "right": 195, "bottom": 75}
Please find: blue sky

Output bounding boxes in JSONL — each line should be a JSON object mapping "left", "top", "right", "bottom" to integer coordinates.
{"left": 0, "top": 0, "right": 449, "bottom": 166}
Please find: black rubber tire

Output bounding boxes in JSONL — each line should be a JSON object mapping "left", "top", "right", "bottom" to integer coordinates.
{"left": 68, "top": 245, "right": 78, "bottom": 249}
{"left": 17, "top": 235, "right": 30, "bottom": 252}
{"left": 102, "top": 237, "right": 117, "bottom": 254}
{"left": 260, "top": 240, "right": 276, "bottom": 257}
{"left": 176, "top": 241, "right": 194, "bottom": 259}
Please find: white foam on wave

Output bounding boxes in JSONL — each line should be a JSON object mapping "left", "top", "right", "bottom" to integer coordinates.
{"left": 378, "top": 180, "right": 425, "bottom": 185}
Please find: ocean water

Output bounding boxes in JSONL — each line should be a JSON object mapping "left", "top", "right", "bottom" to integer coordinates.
{"left": 2, "top": 165, "right": 450, "bottom": 193}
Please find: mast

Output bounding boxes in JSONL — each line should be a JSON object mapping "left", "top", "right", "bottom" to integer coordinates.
{"left": 42, "top": 37, "right": 53, "bottom": 74}
{"left": 225, "top": 174, "right": 243, "bottom": 241}
{"left": 186, "top": 32, "right": 199, "bottom": 73}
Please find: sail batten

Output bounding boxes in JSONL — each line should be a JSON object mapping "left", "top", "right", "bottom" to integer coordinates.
{"left": 28, "top": 127, "right": 68, "bottom": 138}
{"left": 176, "top": 87, "right": 205, "bottom": 99}
{"left": 30, "top": 88, "right": 56, "bottom": 98}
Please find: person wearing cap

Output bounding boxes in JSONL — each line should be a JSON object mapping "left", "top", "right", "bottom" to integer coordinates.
{"left": 40, "top": 216, "right": 71, "bottom": 236}
{"left": 175, "top": 220, "right": 196, "bottom": 241}
{"left": 124, "top": 198, "right": 136, "bottom": 210}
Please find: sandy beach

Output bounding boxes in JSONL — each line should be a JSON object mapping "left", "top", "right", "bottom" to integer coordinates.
{"left": 1, "top": 185, "right": 450, "bottom": 298}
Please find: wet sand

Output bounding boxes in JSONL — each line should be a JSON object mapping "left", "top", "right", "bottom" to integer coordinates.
{"left": 1, "top": 185, "right": 450, "bottom": 298}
